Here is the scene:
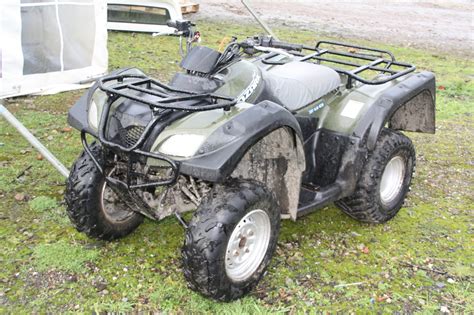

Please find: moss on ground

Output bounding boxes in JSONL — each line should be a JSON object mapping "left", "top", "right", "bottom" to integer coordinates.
{"left": 0, "top": 21, "right": 472, "bottom": 313}
{"left": 33, "top": 242, "right": 99, "bottom": 273}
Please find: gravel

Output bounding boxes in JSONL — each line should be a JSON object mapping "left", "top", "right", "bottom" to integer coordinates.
{"left": 191, "top": 0, "right": 473, "bottom": 57}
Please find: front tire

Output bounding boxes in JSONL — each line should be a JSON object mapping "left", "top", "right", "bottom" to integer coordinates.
{"left": 65, "top": 143, "right": 144, "bottom": 240}
{"left": 182, "top": 180, "right": 280, "bottom": 301}
{"left": 337, "top": 129, "right": 416, "bottom": 223}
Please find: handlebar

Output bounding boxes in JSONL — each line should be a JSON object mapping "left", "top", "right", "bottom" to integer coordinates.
{"left": 270, "top": 40, "right": 303, "bottom": 52}
{"left": 166, "top": 19, "right": 195, "bottom": 36}
{"left": 152, "top": 21, "right": 188, "bottom": 37}
{"left": 240, "top": 35, "right": 303, "bottom": 53}
{"left": 158, "top": 22, "right": 306, "bottom": 66}
{"left": 166, "top": 20, "right": 178, "bottom": 29}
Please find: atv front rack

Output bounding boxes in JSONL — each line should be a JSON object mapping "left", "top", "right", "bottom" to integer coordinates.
{"left": 82, "top": 74, "right": 238, "bottom": 191}
{"left": 99, "top": 74, "right": 237, "bottom": 111}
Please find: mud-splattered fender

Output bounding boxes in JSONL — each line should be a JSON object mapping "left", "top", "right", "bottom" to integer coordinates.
{"left": 230, "top": 127, "right": 305, "bottom": 220}
{"left": 179, "top": 101, "right": 306, "bottom": 202}
{"left": 353, "top": 71, "right": 436, "bottom": 150}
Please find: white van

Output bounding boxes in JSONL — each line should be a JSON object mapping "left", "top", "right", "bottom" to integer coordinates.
{"left": 107, "top": 0, "right": 183, "bottom": 33}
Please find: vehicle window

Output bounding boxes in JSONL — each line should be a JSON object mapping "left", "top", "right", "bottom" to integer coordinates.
{"left": 108, "top": 4, "right": 171, "bottom": 25}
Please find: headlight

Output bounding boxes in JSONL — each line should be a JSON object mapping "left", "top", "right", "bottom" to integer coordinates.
{"left": 159, "top": 134, "right": 205, "bottom": 158}
{"left": 87, "top": 68, "right": 145, "bottom": 130}
{"left": 88, "top": 99, "right": 99, "bottom": 129}
{"left": 88, "top": 89, "right": 107, "bottom": 130}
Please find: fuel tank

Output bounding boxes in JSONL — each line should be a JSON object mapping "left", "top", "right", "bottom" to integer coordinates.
{"left": 214, "top": 59, "right": 264, "bottom": 103}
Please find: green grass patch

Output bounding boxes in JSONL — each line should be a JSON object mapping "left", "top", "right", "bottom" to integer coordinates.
{"left": 29, "top": 196, "right": 58, "bottom": 212}
{"left": 33, "top": 241, "right": 99, "bottom": 273}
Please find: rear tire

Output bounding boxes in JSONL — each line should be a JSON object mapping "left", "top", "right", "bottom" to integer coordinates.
{"left": 337, "top": 129, "right": 415, "bottom": 223}
{"left": 182, "top": 180, "right": 280, "bottom": 301}
{"left": 65, "top": 143, "right": 143, "bottom": 240}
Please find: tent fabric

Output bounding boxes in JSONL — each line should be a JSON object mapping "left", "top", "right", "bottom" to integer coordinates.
{"left": 0, "top": 0, "right": 108, "bottom": 98}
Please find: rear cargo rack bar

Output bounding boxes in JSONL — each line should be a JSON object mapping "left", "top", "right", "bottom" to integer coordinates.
{"left": 303, "top": 41, "right": 416, "bottom": 88}
{"left": 99, "top": 74, "right": 237, "bottom": 111}
{"left": 262, "top": 40, "right": 416, "bottom": 88}
{"left": 316, "top": 40, "right": 396, "bottom": 62}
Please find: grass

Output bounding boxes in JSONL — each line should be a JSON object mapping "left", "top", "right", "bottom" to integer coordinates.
{"left": 0, "top": 20, "right": 473, "bottom": 313}
{"left": 29, "top": 196, "right": 58, "bottom": 212}
{"left": 33, "top": 242, "right": 99, "bottom": 273}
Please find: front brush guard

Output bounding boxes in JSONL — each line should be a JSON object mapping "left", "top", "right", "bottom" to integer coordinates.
{"left": 81, "top": 73, "right": 238, "bottom": 191}
{"left": 81, "top": 130, "right": 180, "bottom": 190}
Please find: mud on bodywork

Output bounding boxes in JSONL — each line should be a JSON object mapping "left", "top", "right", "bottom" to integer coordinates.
{"left": 231, "top": 127, "right": 305, "bottom": 220}
{"left": 352, "top": 71, "right": 436, "bottom": 151}
{"left": 139, "top": 175, "right": 212, "bottom": 220}
{"left": 389, "top": 89, "right": 436, "bottom": 133}
{"left": 125, "top": 128, "right": 305, "bottom": 221}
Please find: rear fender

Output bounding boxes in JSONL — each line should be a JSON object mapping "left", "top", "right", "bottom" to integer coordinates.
{"left": 388, "top": 89, "right": 435, "bottom": 133}
{"left": 354, "top": 71, "right": 436, "bottom": 150}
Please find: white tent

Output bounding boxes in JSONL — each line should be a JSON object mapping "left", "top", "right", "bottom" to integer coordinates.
{"left": 0, "top": 0, "right": 108, "bottom": 98}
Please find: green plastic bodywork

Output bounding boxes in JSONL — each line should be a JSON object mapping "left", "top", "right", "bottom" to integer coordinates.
{"left": 87, "top": 55, "right": 415, "bottom": 160}
{"left": 149, "top": 55, "right": 413, "bottom": 159}
{"left": 296, "top": 77, "right": 409, "bottom": 134}
{"left": 150, "top": 60, "right": 262, "bottom": 158}
{"left": 149, "top": 103, "right": 253, "bottom": 160}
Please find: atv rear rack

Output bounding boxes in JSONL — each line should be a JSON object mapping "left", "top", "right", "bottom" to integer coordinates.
{"left": 99, "top": 74, "right": 237, "bottom": 112}
{"left": 262, "top": 40, "right": 416, "bottom": 88}
{"left": 303, "top": 41, "right": 416, "bottom": 88}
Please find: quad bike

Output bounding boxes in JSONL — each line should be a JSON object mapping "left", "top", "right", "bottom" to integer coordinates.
{"left": 65, "top": 12, "right": 435, "bottom": 301}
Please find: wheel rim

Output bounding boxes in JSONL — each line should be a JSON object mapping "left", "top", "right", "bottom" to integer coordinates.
{"left": 100, "top": 181, "right": 135, "bottom": 223}
{"left": 379, "top": 155, "right": 406, "bottom": 205}
{"left": 225, "top": 209, "right": 271, "bottom": 282}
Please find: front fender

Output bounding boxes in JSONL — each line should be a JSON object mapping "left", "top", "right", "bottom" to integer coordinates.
{"left": 67, "top": 91, "right": 96, "bottom": 135}
{"left": 67, "top": 67, "right": 140, "bottom": 137}
{"left": 179, "top": 101, "right": 304, "bottom": 182}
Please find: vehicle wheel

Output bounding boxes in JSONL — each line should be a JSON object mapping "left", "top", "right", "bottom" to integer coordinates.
{"left": 182, "top": 180, "right": 280, "bottom": 301}
{"left": 65, "top": 142, "right": 143, "bottom": 240}
{"left": 337, "top": 129, "right": 415, "bottom": 223}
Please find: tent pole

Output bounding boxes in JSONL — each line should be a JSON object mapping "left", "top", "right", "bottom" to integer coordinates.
{"left": 0, "top": 102, "right": 70, "bottom": 178}
{"left": 241, "top": 0, "right": 279, "bottom": 40}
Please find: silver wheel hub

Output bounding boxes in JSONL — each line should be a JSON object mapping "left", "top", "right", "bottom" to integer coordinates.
{"left": 100, "top": 181, "right": 134, "bottom": 223}
{"left": 225, "top": 209, "right": 271, "bottom": 282}
{"left": 380, "top": 155, "right": 406, "bottom": 205}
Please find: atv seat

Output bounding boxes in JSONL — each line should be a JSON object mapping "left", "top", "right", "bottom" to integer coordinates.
{"left": 262, "top": 61, "right": 341, "bottom": 111}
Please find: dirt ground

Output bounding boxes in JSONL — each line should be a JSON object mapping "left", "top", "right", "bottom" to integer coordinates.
{"left": 192, "top": 0, "right": 473, "bottom": 58}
